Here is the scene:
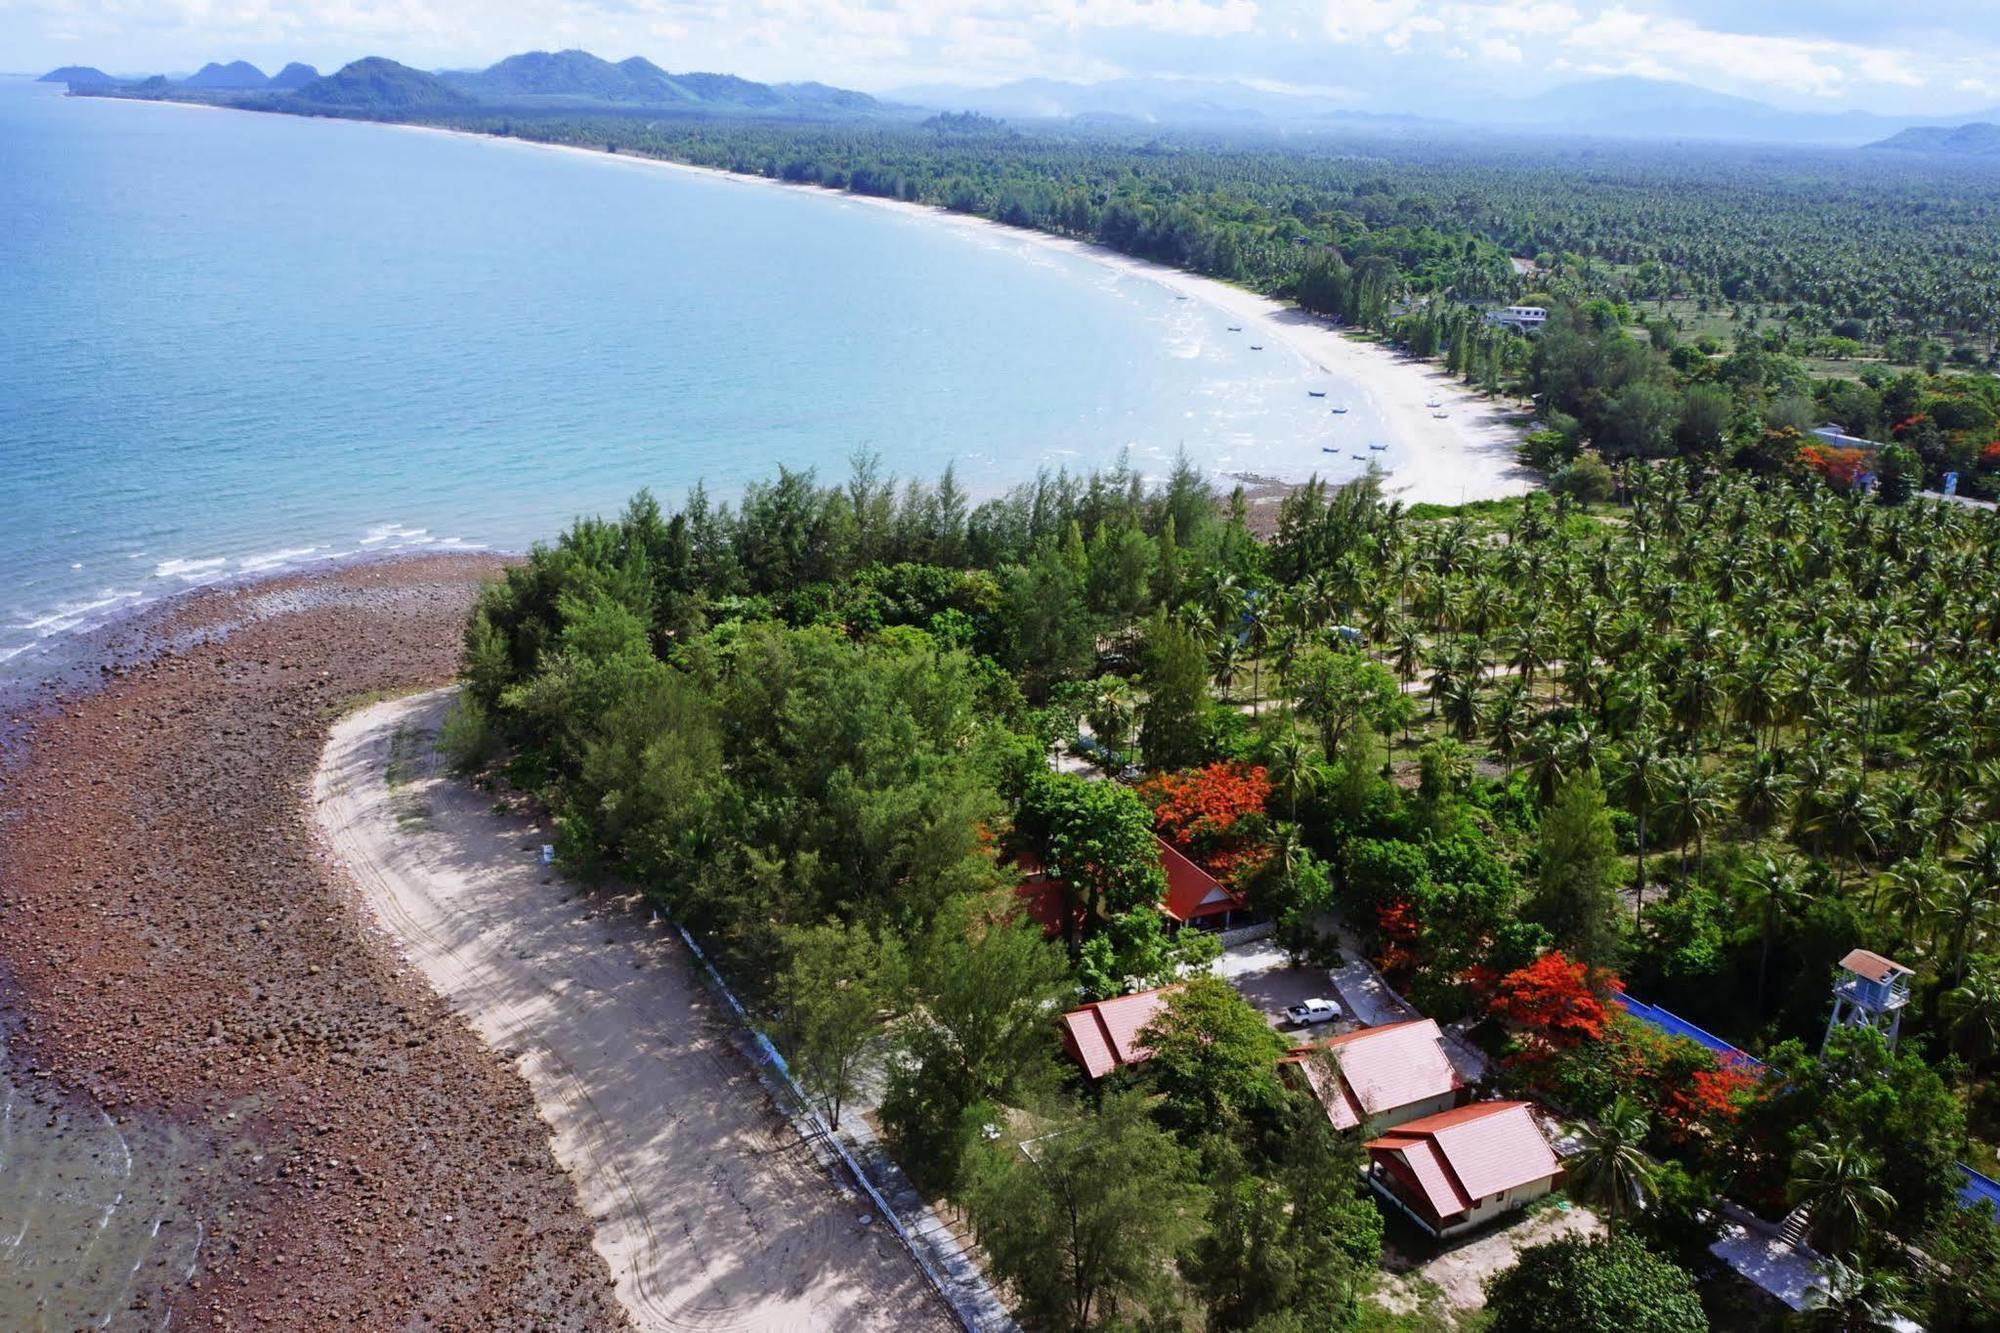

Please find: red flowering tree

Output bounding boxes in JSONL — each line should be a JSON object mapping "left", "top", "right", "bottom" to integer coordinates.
{"left": 1140, "top": 763, "right": 1272, "bottom": 880}
{"left": 1797, "top": 443, "right": 1871, "bottom": 490}
{"left": 1490, "top": 951, "right": 1612, "bottom": 1054}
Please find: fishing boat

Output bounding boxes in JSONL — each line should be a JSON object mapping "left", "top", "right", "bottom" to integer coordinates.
{"left": 1432, "top": 411, "right": 1449, "bottom": 419}
{"left": 1227, "top": 325, "right": 1242, "bottom": 331}
{"left": 1249, "top": 344, "right": 1264, "bottom": 350}
{"left": 1369, "top": 442, "right": 1388, "bottom": 451}
{"left": 1350, "top": 453, "right": 1367, "bottom": 461}
{"left": 1425, "top": 399, "right": 1441, "bottom": 408}
{"left": 1330, "top": 407, "right": 1348, "bottom": 415}
{"left": 1307, "top": 390, "right": 1326, "bottom": 398}
{"left": 1321, "top": 446, "right": 1339, "bottom": 454}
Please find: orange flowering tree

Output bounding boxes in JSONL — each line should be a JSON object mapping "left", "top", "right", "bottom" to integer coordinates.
{"left": 1797, "top": 443, "right": 1871, "bottom": 490}
{"left": 1139, "top": 762, "right": 1272, "bottom": 879}
{"left": 1490, "top": 951, "right": 1612, "bottom": 1054}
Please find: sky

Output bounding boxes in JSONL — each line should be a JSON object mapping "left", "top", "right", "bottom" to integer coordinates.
{"left": 5, "top": 0, "right": 1998, "bottom": 114}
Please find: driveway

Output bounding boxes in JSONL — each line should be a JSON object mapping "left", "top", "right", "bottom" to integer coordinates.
{"left": 1212, "top": 940, "right": 1352, "bottom": 1042}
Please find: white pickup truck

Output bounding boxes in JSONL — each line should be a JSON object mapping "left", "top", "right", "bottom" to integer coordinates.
{"left": 1283, "top": 998, "right": 1343, "bottom": 1027}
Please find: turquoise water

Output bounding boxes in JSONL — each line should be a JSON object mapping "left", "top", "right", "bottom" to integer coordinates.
{"left": 0, "top": 79, "right": 1368, "bottom": 673}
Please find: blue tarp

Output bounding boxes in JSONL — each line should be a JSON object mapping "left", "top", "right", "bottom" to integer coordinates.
{"left": 1616, "top": 991, "right": 1998, "bottom": 1215}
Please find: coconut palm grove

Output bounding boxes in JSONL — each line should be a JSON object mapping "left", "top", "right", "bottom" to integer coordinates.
{"left": 454, "top": 454, "right": 2000, "bottom": 1331}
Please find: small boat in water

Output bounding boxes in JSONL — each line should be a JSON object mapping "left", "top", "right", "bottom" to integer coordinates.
{"left": 1321, "top": 446, "right": 1340, "bottom": 454}
{"left": 1330, "top": 407, "right": 1348, "bottom": 414}
{"left": 1432, "top": 411, "right": 1450, "bottom": 419}
{"left": 1227, "top": 325, "right": 1242, "bottom": 331}
{"left": 1350, "top": 453, "right": 1367, "bottom": 461}
{"left": 1369, "top": 442, "right": 1388, "bottom": 451}
{"left": 1308, "top": 390, "right": 1326, "bottom": 398}
{"left": 1249, "top": 344, "right": 1264, "bottom": 350}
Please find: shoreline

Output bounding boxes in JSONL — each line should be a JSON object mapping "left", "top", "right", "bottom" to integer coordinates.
{"left": 316, "top": 689, "right": 955, "bottom": 1330}
{"left": 91, "top": 92, "right": 1536, "bottom": 509}
{"left": 0, "top": 554, "right": 629, "bottom": 1327}
{"left": 379, "top": 119, "right": 1538, "bottom": 506}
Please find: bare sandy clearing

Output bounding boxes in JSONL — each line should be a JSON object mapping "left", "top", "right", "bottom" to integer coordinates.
{"left": 315, "top": 689, "right": 954, "bottom": 1332}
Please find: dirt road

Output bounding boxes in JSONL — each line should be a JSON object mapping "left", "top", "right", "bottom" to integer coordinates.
{"left": 316, "top": 689, "right": 954, "bottom": 1331}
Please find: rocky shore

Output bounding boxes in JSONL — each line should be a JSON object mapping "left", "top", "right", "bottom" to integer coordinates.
{"left": 0, "top": 555, "right": 630, "bottom": 1329}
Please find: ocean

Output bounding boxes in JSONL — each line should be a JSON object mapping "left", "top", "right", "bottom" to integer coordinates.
{"left": 0, "top": 78, "right": 1371, "bottom": 677}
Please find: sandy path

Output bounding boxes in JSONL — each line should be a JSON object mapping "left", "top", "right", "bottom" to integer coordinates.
{"left": 315, "top": 689, "right": 954, "bottom": 1332}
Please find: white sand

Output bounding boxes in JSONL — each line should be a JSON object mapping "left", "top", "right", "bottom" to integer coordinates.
{"left": 380, "top": 121, "right": 1537, "bottom": 506}
{"left": 315, "top": 690, "right": 955, "bottom": 1332}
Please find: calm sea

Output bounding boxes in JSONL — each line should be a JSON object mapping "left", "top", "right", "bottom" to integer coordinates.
{"left": 0, "top": 78, "right": 1370, "bottom": 676}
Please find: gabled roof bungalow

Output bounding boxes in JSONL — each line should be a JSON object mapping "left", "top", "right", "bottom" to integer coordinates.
{"left": 1365, "top": 1101, "right": 1563, "bottom": 1239}
{"left": 1281, "top": 1018, "right": 1465, "bottom": 1136}
{"left": 1058, "top": 987, "right": 1171, "bottom": 1080}
{"left": 1013, "top": 837, "right": 1249, "bottom": 937}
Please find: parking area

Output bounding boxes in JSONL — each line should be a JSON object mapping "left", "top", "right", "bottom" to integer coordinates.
{"left": 1211, "top": 939, "right": 1355, "bottom": 1044}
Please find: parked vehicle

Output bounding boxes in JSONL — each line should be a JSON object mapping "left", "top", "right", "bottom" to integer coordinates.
{"left": 1284, "top": 998, "right": 1343, "bottom": 1027}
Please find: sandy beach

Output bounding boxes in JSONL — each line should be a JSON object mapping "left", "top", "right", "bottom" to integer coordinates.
{"left": 315, "top": 689, "right": 954, "bottom": 1331}
{"left": 377, "top": 119, "right": 1537, "bottom": 506}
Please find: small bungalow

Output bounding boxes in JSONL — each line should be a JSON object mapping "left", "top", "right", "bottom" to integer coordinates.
{"left": 1014, "top": 836, "right": 1249, "bottom": 937}
{"left": 1059, "top": 987, "right": 1171, "bottom": 1080}
{"left": 1365, "top": 1101, "right": 1563, "bottom": 1239}
{"left": 1282, "top": 1018, "right": 1465, "bottom": 1136}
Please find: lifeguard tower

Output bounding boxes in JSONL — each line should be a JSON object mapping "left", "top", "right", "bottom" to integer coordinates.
{"left": 1823, "top": 948, "right": 1913, "bottom": 1052}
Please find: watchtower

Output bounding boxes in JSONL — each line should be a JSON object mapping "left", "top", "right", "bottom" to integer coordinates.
{"left": 1822, "top": 948, "right": 1913, "bottom": 1052}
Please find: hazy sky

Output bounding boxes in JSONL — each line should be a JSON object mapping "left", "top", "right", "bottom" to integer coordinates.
{"left": 6, "top": 0, "right": 1997, "bottom": 112}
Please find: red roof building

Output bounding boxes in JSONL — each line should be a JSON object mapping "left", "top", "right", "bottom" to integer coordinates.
{"left": 1282, "top": 1019, "right": 1465, "bottom": 1134}
{"left": 1013, "top": 838, "right": 1247, "bottom": 938}
{"left": 1365, "top": 1101, "right": 1562, "bottom": 1238}
{"left": 1059, "top": 987, "right": 1171, "bottom": 1080}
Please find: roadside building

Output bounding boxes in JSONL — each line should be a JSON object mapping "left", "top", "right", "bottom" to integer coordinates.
{"left": 1058, "top": 987, "right": 1170, "bottom": 1080}
{"left": 1013, "top": 836, "right": 1248, "bottom": 938}
{"left": 1482, "top": 305, "right": 1547, "bottom": 332}
{"left": 1282, "top": 1018, "right": 1465, "bottom": 1135}
{"left": 1365, "top": 1101, "right": 1564, "bottom": 1239}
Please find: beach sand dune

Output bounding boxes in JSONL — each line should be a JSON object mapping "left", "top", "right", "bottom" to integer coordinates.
{"left": 316, "top": 688, "right": 955, "bottom": 1332}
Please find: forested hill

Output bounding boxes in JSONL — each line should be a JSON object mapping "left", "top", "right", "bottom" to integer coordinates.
{"left": 435, "top": 49, "right": 880, "bottom": 112}
{"left": 291, "top": 59, "right": 474, "bottom": 112}
{"left": 1868, "top": 123, "right": 2000, "bottom": 157}
{"left": 38, "top": 65, "right": 114, "bottom": 85}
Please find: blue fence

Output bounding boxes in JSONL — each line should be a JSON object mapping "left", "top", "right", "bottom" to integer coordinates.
{"left": 1615, "top": 991, "right": 1997, "bottom": 1215}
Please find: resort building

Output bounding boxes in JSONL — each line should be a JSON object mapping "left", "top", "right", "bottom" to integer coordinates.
{"left": 1059, "top": 987, "right": 1170, "bottom": 1080}
{"left": 1482, "top": 305, "right": 1547, "bottom": 332}
{"left": 1014, "top": 836, "right": 1249, "bottom": 937}
{"left": 1365, "top": 1101, "right": 1563, "bottom": 1239}
{"left": 1282, "top": 1018, "right": 1465, "bottom": 1135}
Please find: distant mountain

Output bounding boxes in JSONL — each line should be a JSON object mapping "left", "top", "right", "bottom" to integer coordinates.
{"left": 891, "top": 75, "right": 1358, "bottom": 126}
{"left": 442, "top": 49, "right": 684, "bottom": 102}
{"left": 289, "top": 58, "right": 474, "bottom": 111}
{"left": 1868, "top": 122, "right": 2000, "bottom": 156}
{"left": 437, "top": 48, "right": 877, "bottom": 113}
{"left": 39, "top": 65, "right": 116, "bottom": 86}
{"left": 182, "top": 60, "right": 269, "bottom": 91}
{"left": 267, "top": 62, "right": 320, "bottom": 91}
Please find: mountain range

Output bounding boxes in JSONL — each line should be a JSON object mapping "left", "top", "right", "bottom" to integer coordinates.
{"left": 46, "top": 49, "right": 879, "bottom": 118}
{"left": 1867, "top": 123, "right": 2000, "bottom": 156}
{"left": 41, "top": 53, "right": 2000, "bottom": 149}
{"left": 890, "top": 72, "right": 2000, "bottom": 148}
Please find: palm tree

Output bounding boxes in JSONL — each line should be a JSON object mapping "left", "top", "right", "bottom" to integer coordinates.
{"left": 1565, "top": 1096, "right": 1660, "bottom": 1221}
{"left": 1439, "top": 673, "right": 1482, "bottom": 742}
{"left": 1809, "top": 770, "right": 1882, "bottom": 890}
{"left": 1210, "top": 635, "right": 1241, "bottom": 705}
{"left": 1266, "top": 731, "right": 1319, "bottom": 823}
{"left": 1485, "top": 680, "right": 1532, "bottom": 772}
{"left": 1798, "top": 1256, "right": 1912, "bottom": 1332}
{"left": 1924, "top": 869, "right": 1995, "bottom": 985}
{"left": 1732, "top": 748, "right": 1796, "bottom": 842}
{"left": 1657, "top": 756, "right": 1725, "bottom": 881}
{"left": 1941, "top": 960, "right": 2000, "bottom": 1064}
{"left": 1788, "top": 1137, "right": 1895, "bottom": 1257}
{"left": 1742, "top": 853, "right": 1809, "bottom": 1008}
{"left": 1615, "top": 728, "right": 1669, "bottom": 917}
